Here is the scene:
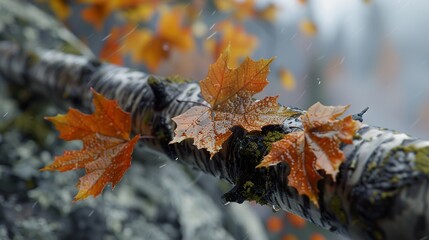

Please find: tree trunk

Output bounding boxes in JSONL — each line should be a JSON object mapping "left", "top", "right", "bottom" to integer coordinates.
{"left": 1, "top": 1, "right": 428, "bottom": 240}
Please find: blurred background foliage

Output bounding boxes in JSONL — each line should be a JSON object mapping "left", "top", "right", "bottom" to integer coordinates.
{"left": 19, "top": 0, "right": 429, "bottom": 239}
{"left": 34, "top": 0, "right": 429, "bottom": 141}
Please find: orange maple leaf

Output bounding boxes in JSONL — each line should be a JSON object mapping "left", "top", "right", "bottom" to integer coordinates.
{"left": 42, "top": 89, "right": 140, "bottom": 201}
{"left": 122, "top": 8, "right": 195, "bottom": 71}
{"left": 205, "top": 21, "right": 258, "bottom": 68}
{"left": 80, "top": 0, "right": 114, "bottom": 30}
{"left": 170, "top": 48, "right": 297, "bottom": 157}
{"left": 257, "top": 102, "right": 360, "bottom": 206}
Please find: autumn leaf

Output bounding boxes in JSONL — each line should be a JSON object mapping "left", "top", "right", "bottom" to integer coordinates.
{"left": 266, "top": 216, "right": 283, "bottom": 233}
{"left": 117, "top": 0, "right": 164, "bottom": 23}
{"left": 300, "top": 20, "right": 318, "bottom": 36}
{"left": 45, "top": 0, "right": 71, "bottom": 20}
{"left": 170, "top": 48, "right": 297, "bottom": 157}
{"left": 80, "top": 0, "right": 114, "bottom": 30}
{"left": 285, "top": 212, "right": 307, "bottom": 229}
{"left": 122, "top": 8, "right": 195, "bottom": 71}
{"left": 120, "top": 4, "right": 157, "bottom": 23}
{"left": 100, "top": 27, "right": 124, "bottom": 65}
{"left": 214, "top": 0, "right": 277, "bottom": 22}
{"left": 279, "top": 68, "right": 296, "bottom": 91}
{"left": 205, "top": 21, "right": 258, "bottom": 68}
{"left": 214, "top": 0, "right": 255, "bottom": 21}
{"left": 257, "top": 102, "right": 360, "bottom": 206}
{"left": 257, "top": 3, "right": 278, "bottom": 22}
{"left": 42, "top": 89, "right": 140, "bottom": 201}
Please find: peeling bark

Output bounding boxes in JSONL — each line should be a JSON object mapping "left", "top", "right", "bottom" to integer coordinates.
{"left": 1, "top": 1, "right": 429, "bottom": 239}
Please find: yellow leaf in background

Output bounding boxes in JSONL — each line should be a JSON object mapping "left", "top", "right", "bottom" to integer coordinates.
{"left": 205, "top": 21, "right": 258, "bottom": 68}
{"left": 257, "top": 3, "right": 277, "bottom": 22}
{"left": 279, "top": 68, "right": 296, "bottom": 91}
{"left": 121, "top": 5, "right": 156, "bottom": 23}
{"left": 214, "top": 0, "right": 277, "bottom": 22}
{"left": 121, "top": 28, "right": 153, "bottom": 62}
{"left": 158, "top": 8, "right": 194, "bottom": 51}
{"left": 300, "top": 20, "right": 318, "bottom": 36}
{"left": 217, "top": 0, "right": 254, "bottom": 20}
{"left": 49, "top": 0, "right": 71, "bottom": 20}
{"left": 117, "top": 0, "right": 167, "bottom": 23}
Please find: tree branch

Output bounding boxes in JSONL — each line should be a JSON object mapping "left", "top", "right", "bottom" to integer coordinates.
{"left": 1, "top": 41, "right": 428, "bottom": 239}
{"left": 0, "top": 0, "right": 428, "bottom": 238}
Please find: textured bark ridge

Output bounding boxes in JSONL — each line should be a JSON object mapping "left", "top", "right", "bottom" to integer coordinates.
{"left": 0, "top": 1, "right": 428, "bottom": 239}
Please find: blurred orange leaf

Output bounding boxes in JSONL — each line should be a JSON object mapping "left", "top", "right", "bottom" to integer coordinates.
{"left": 282, "top": 234, "right": 299, "bottom": 240}
{"left": 285, "top": 212, "right": 306, "bottom": 228}
{"left": 43, "top": 89, "right": 140, "bottom": 201}
{"left": 171, "top": 48, "right": 296, "bottom": 157}
{"left": 300, "top": 20, "right": 318, "bottom": 36}
{"left": 214, "top": 0, "right": 277, "bottom": 21}
{"left": 100, "top": 27, "right": 124, "bottom": 65}
{"left": 122, "top": 8, "right": 195, "bottom": 71}
{"left": 257, "top": 102, "right": 360, "bottom": 206}
{"left": 279, "top": 68, "right": 296, "bottom": 91}
{"left": 205, "top": 21, "right": 258, "bottom": 68}
{"left": 117, "top": 0, "right": 166, "bottom": 23}
{"left": 257, "top": 3, "right": 278, "bottom": 22}
{"left": 46, "top": 0, "right": 71, "bottom": 20}
{"left": 266, "top": 216, "right": 283, "bottom": 233}
{"left": 121, "top": 4, "right": 157, "bottom": 23}
{"left": 80, "top": 1, "right": 114, "bottom": 30}
{"left": 310, "top": 233, "right": 327, "bottom": 240}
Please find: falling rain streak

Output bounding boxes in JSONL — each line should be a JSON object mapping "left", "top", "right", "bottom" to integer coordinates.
{"left": 206, "top": 32, "right": 217, "bottom": 40}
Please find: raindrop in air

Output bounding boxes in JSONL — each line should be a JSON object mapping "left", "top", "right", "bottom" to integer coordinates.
{"left": 317, "top": 77, "right": 321, "bottom": 85}
{"left": 271, "top": 204, "right": 280, "bottom": 212}
{"left": 88, "top": 210, "right": 94, "bottom": 217}
{"left": 224, "top": 201, "right": 231, "bottom": 206}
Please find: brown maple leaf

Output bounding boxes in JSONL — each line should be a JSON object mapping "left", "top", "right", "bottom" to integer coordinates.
{"left": 257, "top": 102, "right": 360, "bottom": 206}
{"left": 170, "top": 48, "right": 297, "bottom": 157}
{"left": 42, "top": 89, "right": 140, "bottom": 201}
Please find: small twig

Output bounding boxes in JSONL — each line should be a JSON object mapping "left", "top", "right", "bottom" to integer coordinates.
{"left": 352, "top": 107, "right": 369, "bottom": 122}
